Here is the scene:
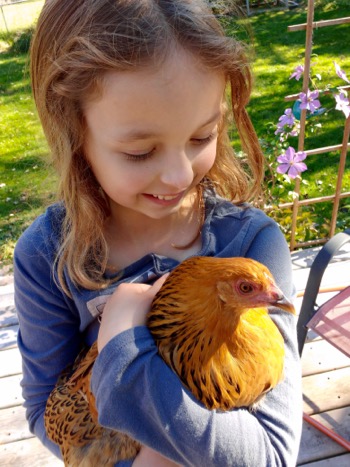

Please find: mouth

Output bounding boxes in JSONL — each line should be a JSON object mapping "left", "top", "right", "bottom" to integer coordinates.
{"left": 150, "top": 194, "right": 180, "bottom": 201}
{"left": 142, "top": 191, "right": 185, "bottom": 206}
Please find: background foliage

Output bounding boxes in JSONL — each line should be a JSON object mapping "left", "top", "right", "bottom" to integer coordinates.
{"left": 0, "top": 0, "right": 349, "bottom": 264}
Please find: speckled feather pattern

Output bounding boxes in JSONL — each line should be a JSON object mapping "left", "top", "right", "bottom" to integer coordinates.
{"left": 44, "top": 344, "right": 141, "bottom": 466}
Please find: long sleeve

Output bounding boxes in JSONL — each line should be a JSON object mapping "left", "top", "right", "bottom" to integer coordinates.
{"left": 14, "top": 199, "right": 302, "bottom": 466}
{"left": 91, "top": 220, "right": 302, "bottom": 466}
{"left": 14, "top": 212, "right": 81, "bottom": 458}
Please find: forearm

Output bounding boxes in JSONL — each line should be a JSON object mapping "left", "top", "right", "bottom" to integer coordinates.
{"left": 92, "top": 324, "right": 302, "bottom": 467}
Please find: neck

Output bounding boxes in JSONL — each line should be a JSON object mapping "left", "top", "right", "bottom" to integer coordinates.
{"left": 105, "top": 188, "right": 203, "bottom": 269}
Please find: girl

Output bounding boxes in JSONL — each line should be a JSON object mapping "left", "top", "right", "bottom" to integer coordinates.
{"left": 14, "top": 1, "right": 302, "bottom": 465}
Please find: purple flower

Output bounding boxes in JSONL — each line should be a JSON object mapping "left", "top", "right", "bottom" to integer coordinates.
{"left": 277, "top": 108, "right": 295, "bottom": 128}
{"left": 289, "top": 65, "right": 304, "bottom": 81}
{"left": 277, "top": 146, "right": 307, "bottom": 179}
{"left": 275, "top": 108, "right": 298, "bottom": 140}
{"left": 334, "top": 61, "right": 350, "bottom": 84}
{"left": 299, "top": 90, "right": 321, "bottom": 113}
{"left": 335, "top": 92, "right": 350, "bottom": 118}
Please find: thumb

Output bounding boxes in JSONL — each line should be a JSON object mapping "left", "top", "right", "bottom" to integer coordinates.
{"left": 151, "top": 273, "right": 170, "bottom": 295}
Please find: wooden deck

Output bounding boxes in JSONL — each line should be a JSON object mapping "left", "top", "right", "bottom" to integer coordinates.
{"left": 0, "top": 243, "right": 349, "bottom": 466}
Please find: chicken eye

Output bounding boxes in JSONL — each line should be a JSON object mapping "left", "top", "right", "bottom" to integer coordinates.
{"left": 239, "top": 282, "right": 254, "bottom": 294}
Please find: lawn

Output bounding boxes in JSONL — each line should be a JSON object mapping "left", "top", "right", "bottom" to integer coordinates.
{"left": 0, "top": 1, "right": 56, "bottom": 263}
{"left": 0, "top": 0, "right": 349, "bottom": 264}
{"left": 225, "top": 0, "right": 350, "bottom": 241}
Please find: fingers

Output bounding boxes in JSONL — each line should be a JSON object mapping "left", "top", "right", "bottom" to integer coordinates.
{"left": 97, "top": 273, "right": 170, "bottom": 352}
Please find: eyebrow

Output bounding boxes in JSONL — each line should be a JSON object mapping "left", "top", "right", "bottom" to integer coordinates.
{"left": 117, "top": 110, "right": 222, "bottom": 142}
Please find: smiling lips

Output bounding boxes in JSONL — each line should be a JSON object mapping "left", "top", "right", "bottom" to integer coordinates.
{"left": 143, "top": 192, "right": 184, "bottom": 205}
{"left": 152, "top": 194, "right": 179, "bottom": 200}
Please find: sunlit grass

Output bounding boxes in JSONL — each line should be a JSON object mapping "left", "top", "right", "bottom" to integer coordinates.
{"left": 0, "top": 36, "right": 57, "bottom": 264}
{"left": 223, "top": 0, "right": 350, "bottom": 243}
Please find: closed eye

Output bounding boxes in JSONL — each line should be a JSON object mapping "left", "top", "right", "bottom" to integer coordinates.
{"left": 191, "top": 134, "right": 215, "bottom": 145}
{"left": 124, "top": 149, "right": 156, "bottom": 162}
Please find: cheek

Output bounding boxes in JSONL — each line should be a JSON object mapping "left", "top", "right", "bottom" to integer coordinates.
{"left": 194, "top": 144, "right": 217, "bottom": 175}
{"left": 103, "top": 167, "right": 149, "bottom": 195}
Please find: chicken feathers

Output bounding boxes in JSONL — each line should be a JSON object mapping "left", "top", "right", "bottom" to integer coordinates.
{"left": 44, "top": 256, "right": 294, "bottom": 465}
{"left": 44, "top": 343, "right": 141, "bottom": 466}
{"left": 148, "top": 256, "right": 295, "bottom": 410}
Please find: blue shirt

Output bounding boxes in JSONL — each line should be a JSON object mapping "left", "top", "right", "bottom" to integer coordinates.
{"left": 14, "top": 192, "right": 302, "bottom": 466}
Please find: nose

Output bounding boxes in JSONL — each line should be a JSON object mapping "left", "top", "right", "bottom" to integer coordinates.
{"left": 159, "top": 150, "right": 194, "bottom": 190}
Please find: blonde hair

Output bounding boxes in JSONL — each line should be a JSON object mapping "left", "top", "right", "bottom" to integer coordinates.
{"left": 30, "top": 0, "right": 264, "bottom": 292}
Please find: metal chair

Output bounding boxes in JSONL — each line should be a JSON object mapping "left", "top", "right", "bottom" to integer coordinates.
{"left": 297, "top": 228, "right": 350, "bottom": 355}
{"left": 297, "top": 228, "right": 350, "bottom": 451}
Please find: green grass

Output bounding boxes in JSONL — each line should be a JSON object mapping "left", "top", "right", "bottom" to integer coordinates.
{"left": 246, "top": 1, "right": 350, "bottom": 150}
{"left": 0, "top": 0, "right": 349, "bottom": 263}
{"left": 224, "top": 0, "right": 350, "bottom": 243}
{"left": 0, "top": 2, "right": 57, "bottom": 264}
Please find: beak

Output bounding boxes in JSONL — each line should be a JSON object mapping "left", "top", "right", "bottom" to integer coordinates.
{"left": 269, "top": 284, "right": 295, "bottom": 314}
{"left": 273, "top": 295, "right": 295, "bottom": 314}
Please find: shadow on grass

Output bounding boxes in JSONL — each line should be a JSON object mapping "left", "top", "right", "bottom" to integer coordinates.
{"left": 0, "top": 151, "right": 56, "bottom": 251}
{"left": 0, "top": 54, "right": 30, "bottom": 95}
{"left": 0, "top": 27, "right": 33, "bottom": 101}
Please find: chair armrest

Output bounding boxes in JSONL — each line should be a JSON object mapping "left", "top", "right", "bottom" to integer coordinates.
{"left": 297, "top": 228, "right": 350, "bottom": 356}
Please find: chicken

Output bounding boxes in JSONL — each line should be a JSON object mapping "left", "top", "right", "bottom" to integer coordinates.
{"left": 44, "top": 343, "right": 141, "bottom": 466}
{"left": 148, "top": 256, "right": 295, "bottom": 410}
{"left": 44, "top": 256, "right": 294, "bottom": 466}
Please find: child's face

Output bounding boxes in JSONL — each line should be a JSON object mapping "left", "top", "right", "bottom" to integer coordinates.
{"left": 84, "top": 49, "right": 225, "bottom": 222}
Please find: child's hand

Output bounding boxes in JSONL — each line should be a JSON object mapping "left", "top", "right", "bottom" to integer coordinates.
{"left": 97, "top": 274, "right": 168, "bottom": 352}
{"left": 132, "top": 445, "right": 181, "bottom": 467}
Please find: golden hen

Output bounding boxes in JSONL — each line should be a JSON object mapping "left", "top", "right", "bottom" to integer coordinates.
{"left": 44, "top": 256, "right": 295, "bottom": 466}
{"left": 148, "top": 256, "right": 295, "bottom": 410}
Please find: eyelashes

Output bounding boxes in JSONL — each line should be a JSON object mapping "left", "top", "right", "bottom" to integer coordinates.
{"left": 124, "top": 149, "right": 155, "bottom": 162}
{"left": 124, "top": 134, "right": 216, "bottom": 162}
{"left": 190, "top": 134, "right": 215, "bottom": 145}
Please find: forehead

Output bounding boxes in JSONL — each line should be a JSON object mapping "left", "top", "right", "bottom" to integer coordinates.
{"left": 100, "top": 52, "right": 225, "bottom": 102}
{"left": 83, "top": 49, "right": 226, "bottom": 136}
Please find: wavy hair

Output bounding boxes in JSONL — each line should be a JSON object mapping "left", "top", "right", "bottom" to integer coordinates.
{"left": 30, "top": 0, "right": 264, "bottom": 292}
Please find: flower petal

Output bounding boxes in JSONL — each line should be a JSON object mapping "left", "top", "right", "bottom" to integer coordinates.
{"left": 295, "top": 162, "right": 307, "bottom": 173}
{"left": 277, "top": 155, "right": 289, "bottom": 164}
{"left": 287, "top": 166, "right": 299, "bottom": 178}
{"left": 284, "top": 146, "right": 295, "bottom": 161}
{"left": 277, "top": 164, "right": 289, "bottom": 175}
{"left": 294, "top": 151, "right": 307, "bottom": 162}
{"left": 334, "top": 61, "right": 350, "bottom": 84}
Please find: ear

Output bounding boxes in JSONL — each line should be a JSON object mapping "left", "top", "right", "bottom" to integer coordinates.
{"left": 216, "top": 281, "right": 232, "bottom": 303}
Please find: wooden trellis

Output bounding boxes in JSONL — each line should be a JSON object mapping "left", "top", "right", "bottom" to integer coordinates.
{"left": 279, "top": 0, "right": 350, "bottom": 250}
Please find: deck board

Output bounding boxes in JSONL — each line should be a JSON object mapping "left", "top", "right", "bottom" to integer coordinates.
{"left": 0, "top": 243, "right": 349, "bottom": 465}
{"left": 300, "top": 453, "right": 350, "bottom": 466}
{"left": 0, "top": 324, "right": 19, "bottom": 350}
{"left": 298, "top": 407, "right": 350, "bottom": 464}
{"left": 0, "top": 405, "right": 32, "bottom": 445}
{"left": 302, "top": 366, "right": 350, "bottom": 414}
{"left": 0, "top": 346, "right": 22, "bottom": 378}
{"left": 0, "top": 437, "right": 63, "bottom": 466}
{"left": 301, "top": 339, "right": 350, "bottom": 377}
{"left": 0, "top": 374, "right": 24, "bottom": 410}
